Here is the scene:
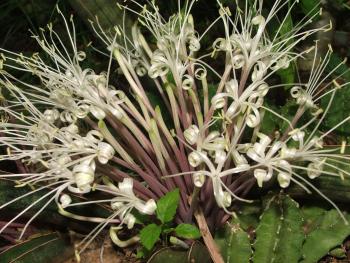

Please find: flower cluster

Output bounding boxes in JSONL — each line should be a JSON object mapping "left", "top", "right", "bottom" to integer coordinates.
{"left": 0, "top": 0, "right": 349, "bottom": 254}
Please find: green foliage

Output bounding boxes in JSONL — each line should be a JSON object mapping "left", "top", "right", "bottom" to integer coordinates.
{"left": 0, "top": 232, "right": 73, "bottom": 262}
{"left": 253, "top": 194, "right": 304, "bottom": 263}
{"left": 156, "top": 189, "right": 180, "bottom": 224}
{"left": 140, "top": 188, "right": 200, "bottom": 253}
{"left": 174, "top": 224, "right": 201, "bottom": 239}
{"left": 140, "top": 224, "right": 162, "bottom": 251}
{"left": 215, "top": 193, "right": 350, "bottom": 263}
{"left": 215, "top": 217, "right": 252, "bottom": 263}
{"left": 147, "top": 241, "right": 211, "bottom": 263}
{"left": 301, "top": 210, "right": 350, "bottom": 263}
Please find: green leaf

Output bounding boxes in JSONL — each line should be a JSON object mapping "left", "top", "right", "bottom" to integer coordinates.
{"left": 174, "top": 224, "right": 201, "bottom": 239}
{"left": 156, "top": 189, "right": 180, "bottom": 224}
{"left": 253, "top": 194, "right": 304, "bottom": 263}
{"left": 0, "top": 232, "right": 73, "bottom": 263}
{"left": 215, "top": 218, "right": 252, "bottom": 263}
{"left": 140, "top": 224, "right": 162, "bottom": 251}
{"left": 301, "top": 210, "right": 350, "bottom": 263}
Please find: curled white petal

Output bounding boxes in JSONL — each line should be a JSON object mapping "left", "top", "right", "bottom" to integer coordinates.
{"left": 97, "top": 142, "right": 115, "bottom": 164}
{"left": 193, "top": 172, "right": 206, "bottom": 187}
{"left": 43, "top": 109, "right": 59, "bottom": 123}
{"left": 184, "top": 125, "right": 200, "bottom": 145}
{"left": 135, "top": 199, "right": 157, "bottom": 215}
{"left": 211, "top": 93, "right": 227, "bottom": 109}
{"left": 118, "top": 178, "right": 135, "bottom": 196}
{"left": 59, "top": 194, "right": 72, "bottom": 208}
{"left": 73, "top": 163, "right": 95, "bottom": 192}
{"left": 214, "top": 150, "right": 226, "bottom": 164}
{"left": 278, "top": 172, "right": 291, "bottom": 188}
{"left": 188, "top": 151, "right": 205, "bottom": 167}
{"left": 254, "top": 168, "right": 272, "bottom": 187}
{"left": 182, "top": 74, "right": 194, "bottom": 90}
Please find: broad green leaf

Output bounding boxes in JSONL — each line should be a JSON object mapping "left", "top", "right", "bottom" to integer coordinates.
{"left": 156, "top": 189, "right": 180, "bottom": 224}
{"left": 0, "top": 232, "right": 73, "bottom": 263}
{"left": 140, "top": 223, "right": 162, "bottom": 251}
{"left": 215, "top": 218, "right": 252, "bottom": 263}
{"left": 174, "top": 224, "right": 201, "bottom": 239}
{"left": 253, "top": 194, "right": 304, "bottom": 263}
{"left": 301, "top": 210, "right": 350, "bottom": 263}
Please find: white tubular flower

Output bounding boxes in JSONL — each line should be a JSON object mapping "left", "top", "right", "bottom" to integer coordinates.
{"left": 289, "top": 129, "right": 305, "bottom": 143}
{"left": 211, "top": 93, "right": 227, "bottom": 109}
{"left": 246, "top": 106, "right": 261, "bottom": 128}
{"left": 72, "top": 160, "right": 96, "bottom": 193}
{"left": 43, "top": 109, "right": 59, "bottom": 123}
{"left": 135, "top": 199, "right": 157, "bottom": 215}
{"left": 213, "top": 38, "right": 231, "bottom": 52}
{"left": 193, "top": 172, "right": 206, "bottom": 188}
{"left": 231, "top": 53, "right": 246, "bottom": 69}
{"left": 275, "top": 160, "right": 292, "bottom": 188}
{"left": 188, "top": 151, "right": 206, "bottom": 167}
{"left": 281, "top": 145, "right": 297, "bottom": 159}
{"left": 118, "top": 178, "right": 134, "bottom": 196}
{"left": 212, "top": 177, "right": 231, "bottom": 208}
{"left": 148, "top": 50, "right": 169, "bottom": 78}
{"left": 290, "top": 86, "right": 315, "bottom": 108}
{"left": 248, "top": 133, "right": 271, "bottom": 158}
{"left": 123, "top": 213, "right": 136, "bottom": 229}
{"left": 182, "top": 74, "right": 194, "bottom": 90}
{"left": 97, "top": 142, "right": 115, "bottom": 164}
{"left": 271, "top": 56, "right": 290, "bottom": 70}
{"left": 278, "top": 171, "right": 291, "bottom": 188}
{"left": 59, "top": 194, "right": 72, "bottom": 208}
{"left": 254, "top": 168, "right": 273, "bottom": 188}
{"left": 109, "top": 178, "right": 156, "bottom": 229}
{"left": 184, "top": 125, "right": 200, "bottom": 145}
{"left": 214, "top": 150, "right": 226, "bottom": 164}
{"left": 251, "top": 61, "right": 268, "bottom": 82}
{"left": 205, "top": 131, "right": 221, "bottom": 143}
{"left": 231, "top": 150, "right": 248, "bottom": 168}
{"left": 225, "top": 79, "right": 239, "bottom": 94}
{"left": 307, "top": 158, "right": 326, "bottom": 179}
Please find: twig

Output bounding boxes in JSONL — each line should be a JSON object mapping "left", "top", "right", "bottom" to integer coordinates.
{"left": 194, "top": 207, "right": 224, "bottom": 263}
